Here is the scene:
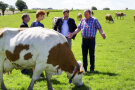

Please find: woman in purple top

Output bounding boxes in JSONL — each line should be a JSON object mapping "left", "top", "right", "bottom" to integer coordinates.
{"left": 31, "top": 10, "right": 45, "bottom": 28}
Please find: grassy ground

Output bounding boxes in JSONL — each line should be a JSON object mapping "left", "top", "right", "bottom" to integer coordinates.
{"left": 0, "top": 10, "right": 135, "bottom": 90}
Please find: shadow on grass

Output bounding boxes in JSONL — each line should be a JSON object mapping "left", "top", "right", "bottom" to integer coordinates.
{"left": 85, "top": 70, "right": 118, "bottom": 76}
{"left": 72, "top": 84, "right": 91, "bottom": 90}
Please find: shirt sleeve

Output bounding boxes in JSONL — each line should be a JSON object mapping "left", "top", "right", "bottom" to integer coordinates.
{"left": 77, "top": 19, "right": 83, "bottom": 29}
{"left": 94, "top": 19, "right": 102, "bottom": 29}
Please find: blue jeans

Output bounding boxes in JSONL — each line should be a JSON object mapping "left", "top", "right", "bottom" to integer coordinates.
{"left": 82, "top": 37, "right": 95, "bottom": 71}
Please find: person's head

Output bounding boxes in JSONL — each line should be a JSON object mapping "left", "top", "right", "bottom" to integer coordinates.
{"left": 36, "top": 10, "right": 45, "bottom": 21}
{"left": 63, "top": 9, "right": 69, "bottom": 19}
{"left": 22, "top": 13, "right": 30, "bottom": 23}
{"left": 84, "top": 9, "right": 91, "bottom": 20}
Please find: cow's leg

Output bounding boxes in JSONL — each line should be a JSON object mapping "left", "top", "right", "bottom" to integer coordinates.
{"left": 45, "top": 70, "right": 53, "bottom": 90}
{"left": 0, "top": 57, "right": 7, "bottom": 90}
{"left": 1, "top": 78, "right": 7, "bottom": 90}
{"left": 27, "top": 65, "right": 44, "bottom": 90}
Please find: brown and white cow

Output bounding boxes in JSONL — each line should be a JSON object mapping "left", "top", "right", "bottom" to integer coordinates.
{"left": 105, "top": 14, "right": 114, "bottom": 23}
{"left": 115, "top": 12, "right": 126, "bottom": 19}
{"left": 0, "top": 27, "right": 84, "bottom": 90}
{"left": 77, "top": 13, "right": 82, "bottom": 21}
{"left": 52, "top": 17, "right": 59, "bottom": 27}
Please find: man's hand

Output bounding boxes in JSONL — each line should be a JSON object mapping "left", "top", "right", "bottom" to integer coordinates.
{"left": 102, "top": 33, "right": 106, "bottom": 39}
{"left": 68, "top": 33, "right": 73, "bottom": 39}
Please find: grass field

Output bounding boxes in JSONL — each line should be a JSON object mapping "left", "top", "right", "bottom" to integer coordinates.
{"left": 0, "top": 10, "right": 135, "bottom": 90}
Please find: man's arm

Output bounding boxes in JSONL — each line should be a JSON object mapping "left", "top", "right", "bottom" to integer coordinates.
{"left": 99, "top": 28, "right": 106, "bottom": 39}
{"left": 68, "top": 28, "right": 81, "bottom": 38}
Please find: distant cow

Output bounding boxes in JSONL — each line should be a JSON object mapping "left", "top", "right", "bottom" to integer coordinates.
{"left": 46, "top": 11, "right": 50, "bottom": 17}
{"left": 115, "top": 12, "right": 126, "bottom": 19}
{"left": 52, "top": 17, "right": 59, "bottom": 27}
{"left": 0, "top": 27, "right": 84, "bottom": 90}
{"left": 105, "top": 14, "right": 114, "bottom": 23}
{"left": 77, "top": 13, "right": 82, "bottom": 21}
{"left": 134, "top": 14, "right": 135, "bottom": 22}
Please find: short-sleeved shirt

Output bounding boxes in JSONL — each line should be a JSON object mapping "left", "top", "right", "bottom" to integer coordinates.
{"left": 78, "top": 16, "right": 101, "bottom": 38}
{"left": 31, "top": 21, "right": 44, "bottom": 28}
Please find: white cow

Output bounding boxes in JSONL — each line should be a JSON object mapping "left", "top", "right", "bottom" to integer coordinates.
{"left": 0, "top": 27, "right": 84, "bottom": 90}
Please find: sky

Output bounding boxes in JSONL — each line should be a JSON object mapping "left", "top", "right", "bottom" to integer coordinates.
{"left": 1, "top": 0, "right": 135, "bottom": 10}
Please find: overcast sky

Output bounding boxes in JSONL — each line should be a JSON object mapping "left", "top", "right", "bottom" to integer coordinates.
{"left": 1, "top": 0, "right": 135, "bottom": 10}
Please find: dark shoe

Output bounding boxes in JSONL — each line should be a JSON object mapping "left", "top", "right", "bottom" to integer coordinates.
{"left": 90, "top": 70, "right": 94, "bottom": 73}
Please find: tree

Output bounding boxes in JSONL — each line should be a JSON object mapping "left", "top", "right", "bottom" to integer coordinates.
{"left": 103, "top": 8, "right": 110, "bottom": 10}
{"left": 0, "top": 1, "right": 8, "bottom": 15}
{"left": 15, "top": 0, "right": 27, "bottom": 12}
{"left": 9, "top": 5, "right": 15, "bottom": 14}
{"left": 91, "top": 6, "right": 97, "bottom": 10}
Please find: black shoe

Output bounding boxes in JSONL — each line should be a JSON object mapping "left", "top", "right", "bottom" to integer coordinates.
{"left": 90, "top": 70, "right": 94, "bottom": 73}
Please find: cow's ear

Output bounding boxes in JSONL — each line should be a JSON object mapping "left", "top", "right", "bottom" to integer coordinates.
{"left": 77, "top": 60, "right": 84, "bottom": 74}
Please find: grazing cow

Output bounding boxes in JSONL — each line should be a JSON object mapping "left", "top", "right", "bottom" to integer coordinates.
{"left": 46, "top": 11, "right": 50, "bottom": 17}
{"left": 77, "top": 13, "right": 82, "bottom": 21}
{"left": 0, "top": 27, "right": 84, "bottom": 90}
{"left": 115, "top": 12, "right": 126, "bottom": 19}
{"left": 134, "top": 14, "right": 135, "bottom": 22}
{"left": 52, "top": 17, "right": 59, "bottom": 27}
{"left": 105, "top": 14, "right": 114, "bottom": 23}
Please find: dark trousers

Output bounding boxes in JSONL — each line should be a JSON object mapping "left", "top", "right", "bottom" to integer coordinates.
{"left": 82, "top": 37, "right": 95, "bottom": 71}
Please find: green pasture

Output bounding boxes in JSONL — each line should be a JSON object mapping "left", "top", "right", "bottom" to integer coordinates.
{"left": 0, "top": 10, "right": 135, "bottom": 90}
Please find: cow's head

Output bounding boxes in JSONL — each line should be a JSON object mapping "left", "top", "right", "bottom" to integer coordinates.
{"left": 67, "top": 60, "right": 85, "bottom": 86}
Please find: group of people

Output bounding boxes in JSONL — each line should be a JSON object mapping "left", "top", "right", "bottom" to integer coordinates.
{"left": 20, "top": 9, "right": 106, "bottom": 74}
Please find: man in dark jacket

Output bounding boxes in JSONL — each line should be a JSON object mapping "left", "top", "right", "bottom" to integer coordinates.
{"left": 53, "top": 9, "right": 77, "bottom": 48}
{"left": 20, "top": 13, "right": 30, "bottom": 28}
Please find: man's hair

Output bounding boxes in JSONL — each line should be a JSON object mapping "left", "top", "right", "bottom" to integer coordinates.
{"left": 22, "top": 13, "right": 29, "bottom": 20}
{"left": 84, "top": 9, "right": 91, "bottom": 14}
{"left": 36, "top": 10, "right": 45, "bottom": 18}
{"left": 63, "top": 9, "right": 69, "bottom": 14}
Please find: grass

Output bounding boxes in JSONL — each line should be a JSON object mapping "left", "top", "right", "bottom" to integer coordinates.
{"left": 0, "top": 9, "right": 135, "bottom": 90}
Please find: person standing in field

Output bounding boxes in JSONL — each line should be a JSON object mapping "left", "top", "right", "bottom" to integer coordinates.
{"left": 20, "top": 13, "right": 30, "bottom": 28}
{"left": 53, "top": 9, "right": 77, "bottom": 48}
{"left": 68, "top": 9, "right": 106, "bottom": 72}
{"left": 20, "top": 13, "right": 31, "bottom": 74}
{"left": 31, "top": 10, "right": 45, "bottom": 28}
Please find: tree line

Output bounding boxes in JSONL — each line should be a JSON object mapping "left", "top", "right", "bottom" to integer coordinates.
{"left": 0, "top": 0, "right": 27, "bottom": 15}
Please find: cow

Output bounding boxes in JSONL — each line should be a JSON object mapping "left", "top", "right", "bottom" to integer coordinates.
{"left": 0, "top": 13, "right": 1, "bottom": 16}
{"left": 77, "top": 13, "right": 82, "bottom": 21}
{"left": 134, "top": 14, "right": 135, "bottom": 22}
{"left": 115, "top": 12, "right": 126, "bottom": 19}
{"left": 105, "top": 14, "right": 114, "bottom": 23}
{"left": 46, "top": 11, "right": 50, "bottom": 17}
{"left": 0, "top": 27, "right": 85, "bottom": 90}
{"left": 52, "top": 17, "right": 59, "bottom": 27}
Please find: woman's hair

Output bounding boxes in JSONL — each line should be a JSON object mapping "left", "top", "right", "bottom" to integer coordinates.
{"left": 36, "top": 10, "right": 45, "bottom": 18}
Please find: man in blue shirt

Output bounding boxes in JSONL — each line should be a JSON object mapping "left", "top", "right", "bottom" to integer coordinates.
{"left": 53, "top": 9, "right": 77, "bottom": 48}
{"left": 68, "top": 9, "right": 106, "bottom": 72}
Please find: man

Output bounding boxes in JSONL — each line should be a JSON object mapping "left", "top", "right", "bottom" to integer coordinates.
{"left": 53, "top": 9, "right": 77, "bottom": 48}
{"left": 20, "top": 13, "right": 30, "bottom": 28}
{"left": 68, "top": 9, "right": 106, "bottom": 72}
{"left": 31, "top": 10, "right": 45, "bottom": 28}
{"left": 20, "top": 13, "right": 30, "bottom": 74}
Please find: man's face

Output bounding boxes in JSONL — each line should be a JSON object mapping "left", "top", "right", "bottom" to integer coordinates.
{"left": 63, "top": 11, "right": 69, "bottom": 18}
{"left": 84, "top": 11, "right": 91, "bottom": 20}
{"left": 24, "top": 16, "right": 30, "bottom": 22}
